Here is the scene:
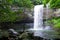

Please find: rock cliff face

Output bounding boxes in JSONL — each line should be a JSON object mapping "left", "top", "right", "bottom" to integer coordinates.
{"left": 43, "top": 8, "right": 60, "bottom": 19}
{"left": 11, "top": 5, "right": 34, "bottom": 22}
{"left": 26, "top": 8, "right": 60, "bottom": 19}
{"left": 24, "top": 8, "right": 34, "bottom": 19}
{"left": 24, "top": 8, "right": 60, "bottom": 21}
{"left": 54, "top": 9, "right": 60, "bottom": 17}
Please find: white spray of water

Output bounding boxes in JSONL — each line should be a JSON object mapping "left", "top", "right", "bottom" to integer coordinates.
{"left": 34, "top": 5, "right": 44, "bottom": 30}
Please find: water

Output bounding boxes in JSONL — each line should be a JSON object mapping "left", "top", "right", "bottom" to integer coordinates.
{"left": 29, "top": 5, "right": 51, "bottom": 30}
{"left": 33, "top": 5, "right": 46, "bottom": 38}
{"left": 33, "top": 5, "right": 54, "bottom": 39}
{"left": 34, "top": 5, "right": 44, "bottom": 30}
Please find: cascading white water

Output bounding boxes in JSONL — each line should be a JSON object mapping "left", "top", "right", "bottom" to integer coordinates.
{"left": 34, "top": 5, "right": 44, "bottom": 37}
{"left": 34, "top": 5, "right": 44, "bottom": 30}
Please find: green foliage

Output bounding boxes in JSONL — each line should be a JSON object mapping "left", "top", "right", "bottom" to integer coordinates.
{"left": 0, "top": 0, "right": 33, "bottom": 22}
{"left": 0, "top": 2, "right": 17, "bottom": 22}
{"left": 49, "top": 0, "right": 60, "bottom": 8}
{"left": 48, "top": 17, "right": 60, "bottom": 28}
{"left": 6, "top": 0, "right": 14, "bottom": 5}
{"left": 42, "top": 0, "right": 50, "bottom": 7}
{"left": 52, "top": 18, "right": 60, "bottom": 28}
{"left": 42, "top": 0, "right": 60, "bottom": 8}
{"left": 13, "top": 0, "right": 33, "bottom": 8}
{"left": 31, "top": 0, "right": 42, "bottom": 5}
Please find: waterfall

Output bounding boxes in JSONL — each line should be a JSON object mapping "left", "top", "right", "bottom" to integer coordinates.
{"left": 34, "top": 5, "right": 44, "bottom": 30}
{"left": 34, "top": 5, "right": 44, "bottom": 37}
{"left": 27, "top": 4, "right": 58, "bottom": 39}
{"left": 34, "top": 4, "right": 54, "bottom": 38}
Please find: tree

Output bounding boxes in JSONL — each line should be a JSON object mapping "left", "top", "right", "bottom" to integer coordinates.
{"left": 0, "top": 0, "right": 33, "bottom": 29}
{"left": 0, "top": 0, "right": 33, "bottom": 22}
{"left": 31, "top": 0, "right": 42, "bottom": 5}
{"left": 42, "top": 0, "right": 60, "bottom": 8}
